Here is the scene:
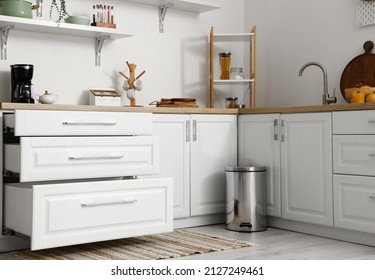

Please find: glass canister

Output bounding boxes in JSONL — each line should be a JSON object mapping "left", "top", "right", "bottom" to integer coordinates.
{"left": 219, "top": 52, "right": 231, "bottom": 80}
{"left": 225, "top": 97, "right": 238, "bottom": 108}
{"left": 230, "top": 67, "right": 244, "bottom": 80}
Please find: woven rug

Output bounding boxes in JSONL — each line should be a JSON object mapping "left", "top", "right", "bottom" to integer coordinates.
{"left": 12, "top": 229, "right": 253, "bottom": 260}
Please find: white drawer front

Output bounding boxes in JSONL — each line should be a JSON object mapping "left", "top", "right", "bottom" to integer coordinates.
{"left": 333, "top": 175, "right": 375, "bottom": 234}
{"left": 333, "top": 110, "right": 375, "bottom": 134}
{"left": 13, "top": 110, "right": 153, "bottom": 136}
{"left": 4, "top": 178, "right": 173, "bottom": 250}
{"left": 333, "top": 135, "right": 375, "bottom": 176}
{"left": 5, "top": 136, "right": 159, "bottom": 182}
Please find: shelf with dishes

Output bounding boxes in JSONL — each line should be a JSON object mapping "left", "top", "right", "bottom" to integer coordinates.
{"left": 0, "top": 15, "right": 133, "bottom": 65}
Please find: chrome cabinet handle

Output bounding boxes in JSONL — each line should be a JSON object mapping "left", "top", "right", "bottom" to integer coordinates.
{"left": 369, "top": 154, "right": 375, "bottom": 158}
{"left": 81, "top": 199, "right": 137, "bottom": 207}
{"left": 369, "top": 195, "right": 375, "bottom": 200}
{"left": 368, "top": 120, "right": 375, "bottom": 124}
{"left": 280, "top": 120, "right": 285, "bottom": 142}
{"left": 62, "top": 122, "right": 117, "bottom": 126}
{"left": 186, "top": 120, "right": 190, "bottom": 142}
{"left": 68, "top": 155, "right": 123, "bottom": 160}
{"left": 193, "top": 120, "right": 197, "bottom": 142}
{"left": 273, "top": 119, "right": 278, "bottom": 141}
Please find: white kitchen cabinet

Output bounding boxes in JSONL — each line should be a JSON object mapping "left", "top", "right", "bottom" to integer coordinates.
{"left": 239, "top": 112, "right": 333, "bottom": 226}
{"left": 333, "top": 174, "right": 375, "bottom": 234}
{"left": 153, "top": 114, "right": 190, "bottom": 219}
{"left": 332, "top": 110, "right": 375, "bottom": 233}
{"left": 153, "top": 114, "right": 237, "bottom": 221}
{"left": 1, "top": 110, "right": 173, "bottom": 251}
{"left": 281, "top": 113, "right": 333, "bottom": 226}
{"left": 5, "top": 178, "right": 173, "bottom": 250}
{"left": 238, "top": 114, "right": 281, "bottom": 217}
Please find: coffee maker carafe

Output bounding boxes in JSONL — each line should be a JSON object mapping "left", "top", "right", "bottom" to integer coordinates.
{"left": 10, "top": 64, "right": 35, "bottom": 103}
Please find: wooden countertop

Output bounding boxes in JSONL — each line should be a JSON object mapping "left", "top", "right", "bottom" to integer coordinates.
{"left": 2, "top": 102, "right": 375, "bottom": 114}
{"left": 0, "top": 102, "right": 237, "bottom": 114}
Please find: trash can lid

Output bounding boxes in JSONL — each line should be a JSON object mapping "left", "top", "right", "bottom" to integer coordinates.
{"left": 225, "top": 166, "right": 266, "bottom": 172}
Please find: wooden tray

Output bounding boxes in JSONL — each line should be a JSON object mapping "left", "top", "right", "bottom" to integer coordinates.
{"left": 340, "top": 41, "right": 375, "bottom": 102}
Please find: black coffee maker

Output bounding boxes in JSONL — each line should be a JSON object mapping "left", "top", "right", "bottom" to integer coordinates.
{"left": 10, "top": 64, "right": 35, "bottom": 103}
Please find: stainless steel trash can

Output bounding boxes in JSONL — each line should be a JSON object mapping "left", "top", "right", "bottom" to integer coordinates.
{"left": 225, "top": 166, "right": 267, "bottom": 232}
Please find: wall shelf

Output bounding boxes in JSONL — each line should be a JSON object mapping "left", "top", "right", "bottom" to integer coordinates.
{"left": 0, "top": 15, "right": 133, "bottom": 65}
{"left": 122, "top": 0, "right": 221, "bottom": 13}
{"left": 122, "top": 0, "right": 221, "bottom": 33}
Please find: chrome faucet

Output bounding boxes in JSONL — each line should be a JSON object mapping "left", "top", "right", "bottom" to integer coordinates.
{"left": 298, "top": 62, "right": 337, "bottom": 105}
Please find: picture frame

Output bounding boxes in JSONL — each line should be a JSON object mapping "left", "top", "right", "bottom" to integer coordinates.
{"left": 89, "top": 89, "right": 120, "bottom": 97}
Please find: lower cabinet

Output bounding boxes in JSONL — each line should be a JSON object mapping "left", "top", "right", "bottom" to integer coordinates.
{"left": 333, "top": 175, "right": 375, "bottom": 234}
{"left": 153, "top": 114, "right": 237, "bottom": 221}
{"left": 4, "top": 178, "right": 173, "bottom": 250}
{"left": 239, "top": 112, "right": 333, "bottom": 226}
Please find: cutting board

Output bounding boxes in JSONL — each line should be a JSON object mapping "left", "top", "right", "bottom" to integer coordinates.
{"left": 340, "top": 40, "right": 375, "bottom": 101}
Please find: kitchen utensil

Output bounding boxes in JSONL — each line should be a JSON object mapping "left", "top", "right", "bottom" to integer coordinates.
{"left": 35, "top": 90, "right": 58, "bottom": 104}
{"left": 340, "top": 41, "right": 375, "bottom": 102}
{"left": 0, "top": 0, "right": 36, "bottom": 19}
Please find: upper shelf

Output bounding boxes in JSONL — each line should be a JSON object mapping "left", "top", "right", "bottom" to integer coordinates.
{"left": 121, "top": 0, "right": 222, "bottom": 13}
{"left": 213, "top": 33, "right": 255, "bottom": 42}
{"left": 0, "top": 15, "right": 133, "bottom": 39}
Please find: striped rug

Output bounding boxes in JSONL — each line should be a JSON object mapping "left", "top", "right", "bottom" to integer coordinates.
{"left": 12, "top": 229, "right": 253, "bottom": 260}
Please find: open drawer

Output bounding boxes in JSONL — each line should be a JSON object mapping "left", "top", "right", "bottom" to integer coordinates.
{"left": 4, "top": 177, "right": 173, "bottom": 250}
{"left": 4, "top": 136, "right": 159, "bottom": 182}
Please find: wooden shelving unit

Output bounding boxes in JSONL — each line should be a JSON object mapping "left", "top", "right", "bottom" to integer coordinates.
{"left": 209, "top": 26, "right": 256, "bottom": 108}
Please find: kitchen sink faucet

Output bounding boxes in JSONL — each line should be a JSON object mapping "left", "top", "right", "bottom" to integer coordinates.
{"left": 298, "top": 62, "right": 337, "bottom": 105}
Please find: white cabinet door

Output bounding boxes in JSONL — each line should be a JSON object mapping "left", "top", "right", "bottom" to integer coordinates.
{"left": 238, "top": 114, "right": 281, "bottom": 217}
{"left": 153, "top": 114, "right": 190, "bottom": 219}
{"left": 281, "top": 113, "right": 333, "bottom": 226}
{"left": 333, "top": 174, "right": 375, "bottom": 234}
{"left": 190, "top": 114, "right": 237, "bottom": 216}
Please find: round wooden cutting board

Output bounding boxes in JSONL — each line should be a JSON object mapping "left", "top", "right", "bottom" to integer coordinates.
{"left": 340, "top": 41, "right": 375, "bottom": 101}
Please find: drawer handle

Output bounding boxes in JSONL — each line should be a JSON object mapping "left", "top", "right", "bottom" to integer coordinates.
{"left": 369, "top": 196, "right": 375, "bottom": 200}
{"left": 62, "top": 122, "right": 117, "bottom": 126}
{"left": 368, "top": 120, "right": 375, "bottom": 124}
{"left": 369, "top": 154, "right": 375, "bottom": 158}
{"left": 81, "top": 199, "right": 138, "bottom": 207}
{"left": 69, "top": 156, "right": 124, "bottom": 160}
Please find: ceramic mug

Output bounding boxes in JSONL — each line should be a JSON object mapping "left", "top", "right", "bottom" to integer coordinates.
{"left": 134, "top": 79, "right": 143, "bottom": 91}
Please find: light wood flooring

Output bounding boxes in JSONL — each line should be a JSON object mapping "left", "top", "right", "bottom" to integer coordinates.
{"left": 1, "top": 225, "right": 375, "bottom": 260}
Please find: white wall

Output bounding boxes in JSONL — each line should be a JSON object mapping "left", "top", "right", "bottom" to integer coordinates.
{"left": 245, "top": 0, "right": 375, "bottom": 107}
{"left": 0, "top": 0, "right": 245, "bottom": 107}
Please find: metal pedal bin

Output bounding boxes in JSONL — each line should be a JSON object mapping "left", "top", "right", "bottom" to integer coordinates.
{"left": 225, "top": 166, "right": 267, "bottom": 232}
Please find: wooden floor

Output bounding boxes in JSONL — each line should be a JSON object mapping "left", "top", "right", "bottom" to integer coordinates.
{"left": 1, "top": 224, "right": 375, "bottom": 260}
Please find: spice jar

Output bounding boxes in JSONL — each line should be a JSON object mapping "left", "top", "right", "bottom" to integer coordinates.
{"left": 230, "top": 67, "right": 244, "bottom": 80}
{"left": 225, "top": 97, "right": 238, "bottom": 108}
{"left": 219, "top": 52, "right": 231, "bottom": 80}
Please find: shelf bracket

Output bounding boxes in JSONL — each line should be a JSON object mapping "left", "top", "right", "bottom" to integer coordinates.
{"left": 95, "top": 35, "right": 110, "bottom": 66}
{"left": 159, "top": 3, "right": 174, "bottom": 33}
{"left": 1, "top": 25, "right": 14, "bottom": 60}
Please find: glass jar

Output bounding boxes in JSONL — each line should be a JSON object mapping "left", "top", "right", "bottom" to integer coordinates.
{"left": 225, "top": 97, "right": 238, "bottom": 108}
{"left": 219, "top": 52, "right": 231, "bottom": 80}
{"left": 230, "top": 67, "right": 244, "bottom": 80}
